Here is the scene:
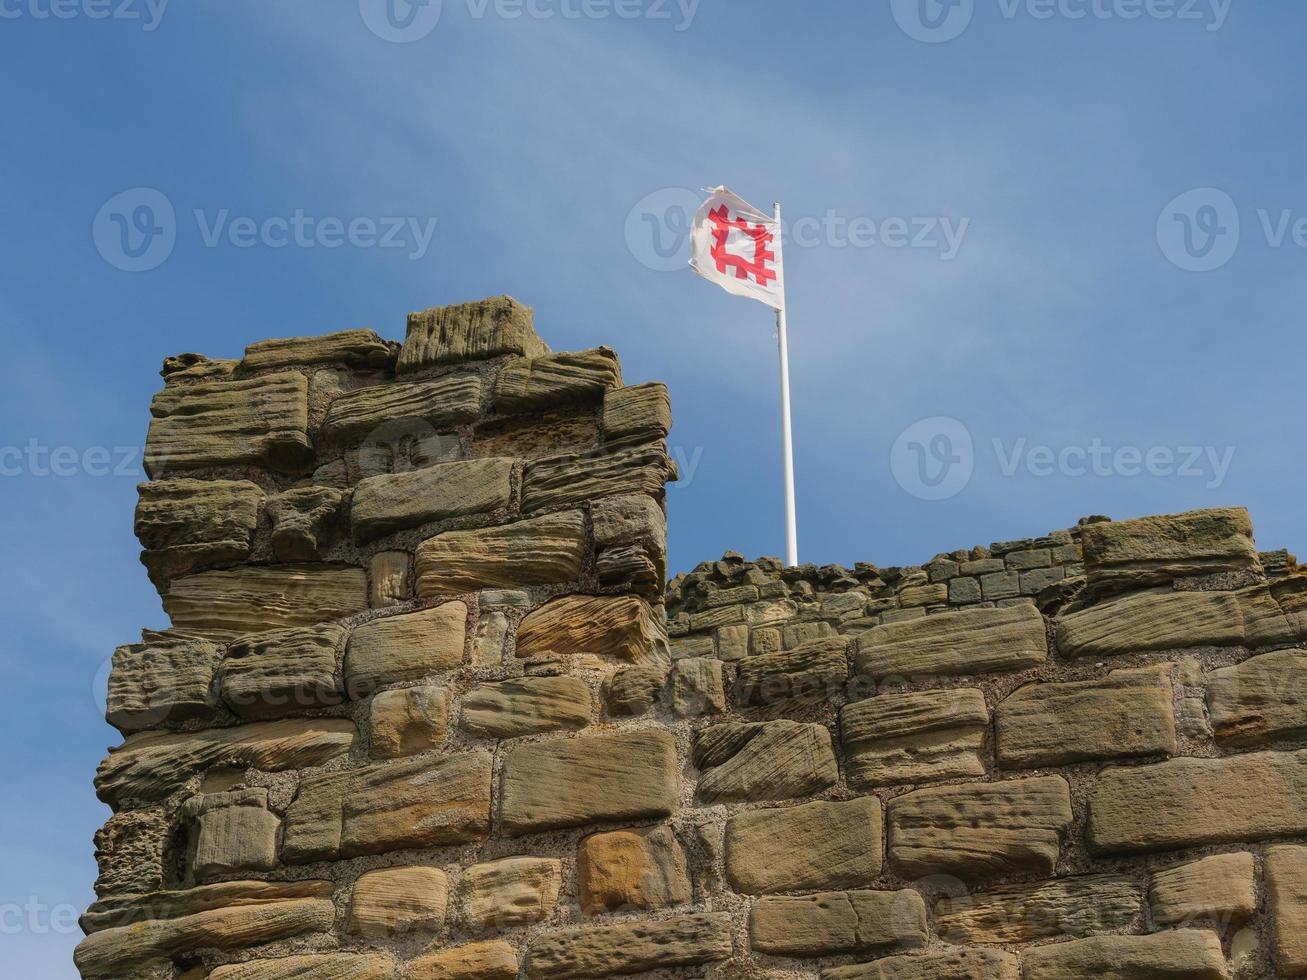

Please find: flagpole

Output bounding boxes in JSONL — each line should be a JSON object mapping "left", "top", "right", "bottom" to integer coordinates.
{"left": 774, "top": 202, "right": 799, "bottom": 567}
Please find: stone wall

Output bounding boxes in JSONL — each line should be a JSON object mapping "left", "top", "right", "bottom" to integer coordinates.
{"left": 80, "top": 299, "right": 1307, "bottom": 979}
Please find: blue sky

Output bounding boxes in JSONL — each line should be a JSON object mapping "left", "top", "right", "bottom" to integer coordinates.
{"left": 2, "top": 1, "right": 1304, "bottom": 973}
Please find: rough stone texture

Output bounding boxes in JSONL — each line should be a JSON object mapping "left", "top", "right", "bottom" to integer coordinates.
{"left": 888, "top": 776, "right": 1073, "bottom": 881}
{"left": 415, "top": 511, "right": 588, "bottom": 596}
{"left": 493, "top": 347, "right": 622, "bottom": 414}
{"left": 694, "top": 721, "right": 839, "bottom": 804}
{"left": 80, "top": 879, "right": 334, "bottom": 934}
{"left": 243, "top": 328, "right": 395, "bottom": 370}
{"left": 725, "top": 797, "right": 882, "bottom": 894}
{"left": 352, "top": 458, "right": 515, "bottom": 543}
{"left": 671, "top": 656, "right": 727, "bottom": 716}
{"left": 347, "top": 866, "right": 449, "bottom": 938}
{"left": 265, "top": 486, "right": 345, "bottom": 561}
{"left": 842, "top": 688, "right": 988, "bottom": 789}
{"left": 322, "top": 374, "right": 482, "bottom": 447}
{"left": 208, "top": 954, "right": 395, "bottom": 979}
{"left": 1082, "top": 506, "right": 1258, "bottom": 594}
{"left": 92, "top": 808, "right": 168, "bottom": 896}
{"left": 144, "top": 372, "right": 312, "bottom": 476}
{"left": 460, "top": 857, "right": 562, "bottom": 929}
{"left": 995, "top": 667, "right": 1177, "bottom": 768}
{"left": 521, "top": 443, "right": 674, "bottom": 513}
{"left": 823, "top": 949, "right": 1020, "bottom": 980}
{"left": 1266, "top": 845, "right": 1307, "bottom": 976}
{"left": 1020, "top": 929, "right": 1229, "bottom": 980}
{"left": 164, "top": 564, "right": 368, "bottom": 640}
{"left": 473, "top": 411, "right": 600, "bottom": 462}
{"left": 1055, "top": 588, "right": 1246, "bottom": 658}
{"left": 935, "top": 874, "right": 1141, "bottom": 943}
{"left": 1150, "top": 852, "right": 1256, "bottom": 927}
{"left": 369, "top": 550, "right": 411, "bottom": 607}
{"left": 748, "top": 889, "right": 928, "bottom": 957}
{"left": 523, "top": 912, "right": 733, "bottom": 979}
{"left": 134, "top": 479, "right": 263, "bottom": 588}
{"left": 577, "top": 824, "right": 690, "bottom": 915}
{"left": 735, "top": 636, "right": 850, "bottom": 708}
{"left": 187, "top": 790, "right": 280, "bottom": 880}
{"left": 370, "top": 684, "right": 449, "bottom": 758}
{"left": 407, "top": 941, "right": 519, "bottom": 980}
{"left": 106, "top": 634, "right": 223, "bottom": 732}
{"left": 282, "top": 751, "right": 493, "bottom": 862}
{"left": 602, "top": 382, "right": 672, "bottom": 450}
{"left": 460, "top": 676, "right": 591, "bottom": 739}
{"left": 855, "top": 604, "right": 1047, "bottom": 679}
{"left": 219, "top": 623, "right": 347, "bottom": 719}
{"left": 344, "top": 601, "right": 467, "bottom": 695}
{"left": 499, "top": 730, "right": 678, "bottom": 835}
{"left": 605, "top": 664, "right": 667, "bottom": 716}
{"left": 515, "top": 593, "right": 663, "bottom": 664}
{"left": 398, "top": 295, "right": 547, "bottom": 372}
{"left": 1208, "top": 648, "right": 1307, "bottom": 745}
{"left": 1088, "top": 750, "right": 1307, "bottom": 854}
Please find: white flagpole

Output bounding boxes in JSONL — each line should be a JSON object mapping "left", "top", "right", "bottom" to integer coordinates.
{"left": 774, "top": 202, "right": 799, "bottom": 567}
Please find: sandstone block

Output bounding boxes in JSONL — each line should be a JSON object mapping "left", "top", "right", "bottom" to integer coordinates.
{"left": 460, "top": 676, "right": 592, "bottom": 739}
{"left": 344, "top": 601, "right": 467, "bottom": 695}
{"left": 1055, "top": 589, "right": 1245, "bottom": 658}
{"left": 282, "top": 750, "right": 492, "bottom": 862}
{"left": 1267, "top": 845, "right": 1307, "bottom": 976}
{"left": 736, "top": 636, "right": 850, "bottom": 708}
{"left": 415, "top": 511, "right": 587, "bottom": 595}
{"left": 605, "top": 665, "right": 668, "bottom": 716}
{"left": 1088, "top": 750, "right": 1307, "bottom": 854}
{"left": 855, "top": 604, "right": 1047, "bottom": 679}
{"left": 370, "top": 685, "right": 449, "bottom": 758}
{"left": 106, "top": 634, "right": 222, "bottom": 732}
{"left": 1151, "top": 852, "right": 1256, "bottom": 927}
{"left": 524, "top": 912, "right": 732, "bottom": 979}
{"left": 1082, "top": 507, "right": 1259, "bottom": 594}
{"left": 841, "top": 688, "right": 988, "bottom": 789}
{"left": 888, "top": 776, "right": 1073, "bottom": 881}
{"left": 164, "top": 564, "right": 368, "bottom": 640}
{"left": 219, "top": 623, "right": 347, "bottom": 719}
{"left": 577, "top": 824, "right": 690, "bottom": 915}
{"left": 1020, "top": 929, "right": 1228, "bottom": 980}
{"left": 265, "top": 486, "right": 344, "bottom": 561}
{"left": 602, "top": 382, "right": 671, "bottom": 449}
{"left": 1209, "top": 649, "right": 1307, "bottom": 745}
{"left": 996, "top": 667, "right": 1176, "bottom": 768}
{"left": 749, "top": 889, "right": 927, "bottom": 958}
{"left": 161, "top": 351, "right": 238, "bottom": 383}
{"left": 399, "top": 295, "right": 547, "bottom": 371}
{"left": 499, "top": 730, "right": 678, "bottom": 835}
{"left": 242, "top": 328, "right": 394, "bottom": 370}
{"left": 352, "top": 458, "right": 515, "bottom": 544}
{"left": 473, "top": 609, "right": 509, "bottom": 670}
{"left": 407, "top": 941, "right": 519, "bottom": 980}
{"left": 347, "top": 866, "right": 448, "bottom": 938}
{"left": 671, "top": 657, "right": 727, "bottom": 716}
{"left": 92, "top": 808, "right": 167, "bottom": 897}
{"left": 134, "top": 479, "right": 263, "bottom": 587}
{"left": 823, "top": 948, "right": 1020, "bottom": 980}
{"left": 474, "top": 410, "right": 601, "bottom": 462}
{"left": 80, "top": 879, "right": 333, "bottom": 934}
{"left": 321, "top": 374, "right": 482, "bottom": 446}
{"left": 935, "top": 874, "right": 1141, "bottom": 944}
{"left": 186, "top": 790, "right": 280, "bottom": 881}
{"left": 96, "top": 718, "right": 356, "bottom": 806}
{"left": 725, "top": 797, "right": 882, "bottom": 894}
{"left": 694, "top": 720, "right": 839, "bottom": 804}
{"left": 521, "top": 444, "right": 673, "bottom": 513}
{"left": 494, "top": 347, "right": 622, "bottom": 414}
{"left": 209, "top": 954, "right": 395, "bottom": 979}
{"left": 460, "top": 857, "right": 562, "bottom": 929}
{"left": 515, "top": 593, "right": 663, "bottom": 664}
{"left": 144, "top": 372, "right": 311, "bottom": 476}
{"left": 370, "top": 550, "right": 411, "bottom": 607}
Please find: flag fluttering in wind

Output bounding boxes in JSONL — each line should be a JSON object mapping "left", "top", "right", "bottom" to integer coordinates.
{"left": 688, "top": 186, "right": 798, "bottom": 566}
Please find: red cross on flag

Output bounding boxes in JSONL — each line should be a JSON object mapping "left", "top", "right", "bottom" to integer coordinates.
{"left": 690, "top": 186, "right": 786, "bottom": 311}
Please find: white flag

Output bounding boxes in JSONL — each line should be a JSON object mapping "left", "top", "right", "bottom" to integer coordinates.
{"left": 689, "top": 186, "right": 785, "bottom": 311}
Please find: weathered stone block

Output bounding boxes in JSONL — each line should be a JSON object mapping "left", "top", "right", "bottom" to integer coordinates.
{"left": 499, "top": 730, "right": 678, "bottom": 835}
{"left": 415, "top": 511, "right": 587, "bottom": 596}
{"left": 134, "top": 479, "right": 263, "bottom": 587}
{"left": 1020, "top": 929, "right": 1228, "bottom": 980}
{"left": 521, "top": 444, "right": 673, "bottom": 513}
{"left": 577, "top": 824, "right": 690, "bottom": 915}
{"left": 185, "top": 790, "right": 280, "bottom": 881}
{"left": 399, "top": 295, "right": 547, "bottom": 372}
{"left": 1209, "top": 649, "right": 1307, "bottom": 745}
{"left": 352, "top": 458, "right": 515, "bottom": 544}
{"left": 282, "top": 751, "right": 492, "bottom": 862}
{"left": 460, "top": 857, "right": 562, "bottom": 929}
{"left": 460, "top": 676, "right": 592, "bottom": 739}
{"left": 515, "top": 593, "right": 663, "bottom": 664}
{"left": 935, "top": 874, "right": 1141, "bottom": 944}
{"left": 749, "top": 889, "right": 927, "bottom": 958}
{"left": 92, "top": 809, "right": 167, "bottom": 897}
{"left": 823, "top": 948, "right": 1020, "bottom": 980}
{"left": 321, "top": 374, "right": 482, "bottom": 446}
{"left": 219, "top": 623, "right": 347, "bottom": 719}
{"left": 855, "top": 604, "right": 1047, "bottom": 679}
{"left": 1089, "top": 750, "right": 1307, "bottom": 854}
{"left": 736, "top": 636, "right": 850, "bottom": 708}
{"left": 602, "top": 382, "right": 671, "bottom": 450}
{"left": 725, "top": 797, "right": 882, "bottom": 894}
{"left": 671, "top": 657, "right": 727, "bottom": 716}
{"left": 144, "top": 372, "right": 311, "bottom": 476}
{"left": 1055, "top": 589, "right": 1245, "bottom": 658}
{"left": 242, "top": 328, "right": 394, "bottom": 370}
{"left": 494, "top": 347, "right": 622, "bottom": 414}
{"left": 1082, "top": 507, "right": 1259, "bottom": 594}
{"left": 263, "top": 486, "right": 344, "bottom": 562}
{"left": 407, "top": 941, "right": 518, "bottom": 980}
{"left": 369, "top": 550, "right": 411, "bottom": 607}
{"left": 473, "top": 410, "right": 601, "bottom": 462}
{"left": 1151, "top": 852, "right": 1256, "bottom": 927}
{"left": 888, "top": 776, "right": 1073, "bottom": 881}
{"left": 107, "top": 634, "right": 222, "bottom": 732}
{"left": 996, "top": 667, "right": 1176, "bottom": 768}
{"left": 347, "top": 866, "right": 448, "bottom": 938}
{"left": 344, "top": 601, "right": 467, "bottom": 695}
{"left": 208, "top": 954, "right": 395, "bottom": 979}
{"left": 80, "top": 879, "right": 333, "bottom": 934}
{"left": 694, "top": 720, "right": 839, "bottom": 804}
{"left": 523, "top": 912, "right": 732, "bottom": 979}
{"left": 604, "top": 665, "right": 667, "bottom": 716}
{"left": 841, "top": 688, "right": 988, "bottom": 789}
{"left": 1267, "top": 845, "right": 1307, "bottom": 976}
{"left": 370, "top": 685, "right": 449, "bottom": 758}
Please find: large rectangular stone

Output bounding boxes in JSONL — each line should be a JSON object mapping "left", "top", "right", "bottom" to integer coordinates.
{"left": 106, "top": 634, "right": 222, "bottom": 732}
{"left": 1208, "top": 649, "right": 1307, "bottom": 745}
{"left": 242, "top": 328, "right": 395, "bottom": 370}
{"left": 749, "top": 890, "right": 927, "bottom": 957}
{"left": 460, "top": 676, "right": 592, "bottom": 739}
{"left": 398, "top": 295, "right": 547, "bottom": 372}
{"left": 499, "top": 730, "right": 678, "bottom": 835}
{"left": 1021, "top": 930, "right": 1228, "bottom": 980}
{"left": 601, "top": 382, "right": 671, "bottom": 450}
{"left": 1055, "top": 589, "right": 1247, "bottom": 658}
{"left": 493, "top": 347, "right": 622, "bottom": 414}
{"left": 521, "top": 444, "right": 673, "bottom": 513}
{"left": 995, "top": 667, "right": 1176, "bottom": 768}
{"left": 414, "top": 511, "right": 587, "bottom": 596}
{"left": 321, "top": 374, "right": 482, "bottom": 446}
{"left": 855, "top": 605, "right": 1047, "bottom": 679}
{"left": 134, "top": 479, "right": 264, "bottom": 588}
{"left": 725, "top": 797, "right": 882, "bottom": 894}
{"left": 1267, "top": 845, "right": 1307, "bottom": 976}
{"left": 823, "top": 949, "right": 1020, "bottom": 980}
{"left": 841, "top": 689, "right": 989, "bottom": 789}
{"left": 735, "top": 637, "right": 850, "bottom": 708}
{"left": 1082, "top": 507, "right": 1259, "bottom": 595}
{"left": 344, "top": 601, "right": 467, "bottom": 695}
{"left": 219, "top": 623, "right": 347, "bottom": 719}
{"left": 514, "top": 593, "right": 663, "bottom": 664}
{"left": 888, "top": 776, "right": 1073, "bottom": 881}
{"left": 1150, "top": 852, "right": 1256, "bottom": 927}
{"left": 144, "top": 372, "right": 311, "bottom": 476}
{"left": 352, "top": 458, "right": 515, "bottom": 543}
{"left": 524, "top": 912, "right": 732, "bottom": 979}
{"left": 1088, "top": 750, "right": 1307, "bottom": 854}
{"left": 209, "top": 954, "right": 395, "bottom": 980}
{"left": 934, "top": 874, "right": 1141, "bottom": 944}
{"left": 694, "top": 721, "right": 839, "bottom": 804}
{"left": 282, "top": 750, "right": 492, "bottom": 861}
